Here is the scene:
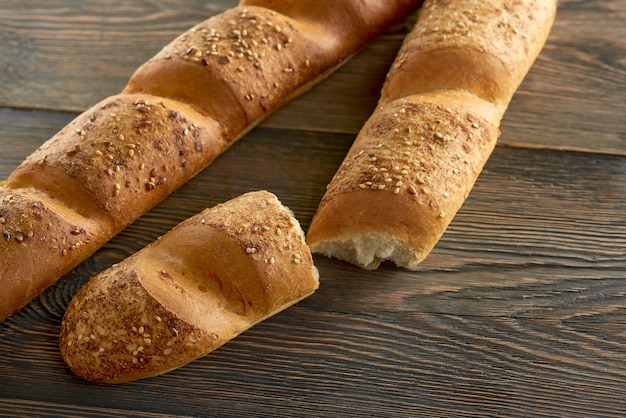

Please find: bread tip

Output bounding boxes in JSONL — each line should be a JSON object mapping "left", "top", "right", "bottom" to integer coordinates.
{"left": 59, "top": 189, "right": 320, "bottom": 383}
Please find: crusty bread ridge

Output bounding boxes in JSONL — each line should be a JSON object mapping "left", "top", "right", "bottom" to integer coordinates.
{"left": 0, "top": 0, "right": 421, "bottom": 322}
{"left": 306, "top": 0, "right": 558, "bottom": 270}
{"left": 60, "top": 190, "right": 319, "bottom": 383}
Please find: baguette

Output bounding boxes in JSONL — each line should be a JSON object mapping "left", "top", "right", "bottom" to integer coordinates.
{"left": 60, "top": 190, "right": 319, "bottom": 383}
{"left": 0, "top": 0, "right": 421, "bottom": 322}
{"left": 306, "top": 0, "right": 558, "bottom": 270}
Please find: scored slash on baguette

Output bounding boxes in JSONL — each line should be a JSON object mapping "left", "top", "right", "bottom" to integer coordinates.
{"left": 60, "top": 191, "right": 319, "bottom": 384}
{"left": 306, "top": 0, "right": 558, "bottom": 270}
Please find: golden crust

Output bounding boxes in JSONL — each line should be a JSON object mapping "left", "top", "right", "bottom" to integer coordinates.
{"left": 7, "top": 94, "right": 223, "bottom": 231}
{"left": 0, "top": 188, "right": 111, "bottom": 320}
{"left": 383, "top": 0, "right": 558, "bottom": 113}
{"left": 60, "top": 191, "right": 319, "bottom": 383}
{"left": 241, "top": 0, "right": 421, "bottom": 55}
{"left": 124, "top": 7, "right": 330, "bottom": 140}
{"left": 307, "top": 92, "right": 500, "bottom": 269}
{"left": 1, "top": 0, "right": 421, "bottom": 323}
{"left": 60, "top": 265, "right": 213, "bottom": 383}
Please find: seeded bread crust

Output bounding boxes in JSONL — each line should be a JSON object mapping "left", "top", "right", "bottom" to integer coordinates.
{"left": 7, "top": 95, "right": 224, "bottom": 232}
{"left": 0, "top": 188, "right": 110, "bottom": 318}
{"left": 123, "top": 6, "right": 332, "bottom": 141}
{"left": 307, "top": 91, "right": 500, "bottom": 269}
{"left": 60, "top": 191, "right": 319, "bottom": 383}
{"left": 0, "top": 0, "right": 421, "bottom": 322}
{"left": 306, "top": 0, "right": 558, "bottom": 270}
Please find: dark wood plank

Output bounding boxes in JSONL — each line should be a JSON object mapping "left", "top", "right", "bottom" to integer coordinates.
{"left": 0, "top": 108, "right": 75, "bottom": 178}
{"left": 4, "top": 307, "right": 626, "bottom": 417}
{"left": 0, "top": 0, "right": 412, "bottom": 134}
{"left": 499, "top": 0, "right": 626, "bottom": 156}
{"left": 1, "top": 118, "right": 625, "bottom": 416}
{"left": 1, "top": 0, "right": 624, "bottom": 155}
{"left": 0, "top": 399, "right": 176, "bottom": 418}
{"left": 268, "top": 0, "right": 626, "bottom": 156}
{"left": 0, "top": 0, "right": 236, "bottom": 111}
{"left": 1, "top": 0, "right": 626, "bottom": 417}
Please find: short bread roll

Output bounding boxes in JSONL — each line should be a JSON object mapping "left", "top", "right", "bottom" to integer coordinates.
{"left": 306, "top": 0, "right": 558, "bottom": 270}
{"left": 60, "top": 191, "right": 319, "bottom": 383}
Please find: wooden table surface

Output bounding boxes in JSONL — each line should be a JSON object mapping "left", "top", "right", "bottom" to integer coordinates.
{"left": 1, "top": 1, "right": 625, "bottom": 416}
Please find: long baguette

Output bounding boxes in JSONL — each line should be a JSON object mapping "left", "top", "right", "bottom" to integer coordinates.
{"left": 0, "top": 0, "right": 421, "bottom": 322}
{"left": 60, "top": 190, "right": 319, "bottom": 383}
{"left": 306, "top": 0, "right": 558, "bottom": 270}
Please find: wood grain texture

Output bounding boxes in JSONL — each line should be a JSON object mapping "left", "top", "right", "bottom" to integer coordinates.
{"left": 499, "top": 0, "right": 626, "bottom": 156}
{"left": 1, "top": 1, "right": 623, "bottom": 153}
{"left": 0, "top": 0, "right": 232, "bottom": 111}
{"left": 1, "top": 0, "right": 625, "bottom": 417}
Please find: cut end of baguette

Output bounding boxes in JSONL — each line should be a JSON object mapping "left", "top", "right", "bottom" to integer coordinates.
{"left": 309, "top": 233, "right": 422, "bottom": 271}
{"left": 307, "top": 93, "right": 501, "bottom": 271}
{"left": 306, "top": 188, "right": 441, "bottom": 272}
